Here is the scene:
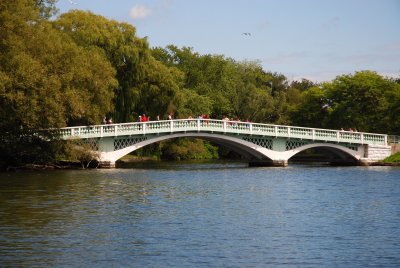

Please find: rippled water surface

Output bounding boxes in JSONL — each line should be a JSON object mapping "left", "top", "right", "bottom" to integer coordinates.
{"left": 1, "top": 163, "right": 400, "bottom": 267}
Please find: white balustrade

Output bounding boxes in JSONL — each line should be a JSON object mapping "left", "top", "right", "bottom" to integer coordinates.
{"left": 55, "top": 119, "right": 388, "bottom": 146}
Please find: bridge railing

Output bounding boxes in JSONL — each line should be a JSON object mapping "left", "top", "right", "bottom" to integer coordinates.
{"left": 55, "top": 119, "right": 388, "bottom": 146}
{"left": 388, "top": 135, "right": 400, "bottom": 144}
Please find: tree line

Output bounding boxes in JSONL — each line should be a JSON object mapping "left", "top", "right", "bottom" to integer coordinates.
{"left": 0, "top": 0, "right": 399, "bottom": 168}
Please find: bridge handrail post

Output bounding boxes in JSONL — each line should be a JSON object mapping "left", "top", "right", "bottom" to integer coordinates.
{"left": 114, "top": 125, "right": 118, "bottom": 136}
{"left": 274, "top": 126, "right": 278, "bottom": 137}
{"left": 312, "top": 129, "right": 315, "bottom": 140}
{"left": 143, "top": 122, "right": 146, "bottom": 135}
{"left": 361, "top": 133, "right": 364, "bottom": 144}
{"left": 100, "top": 126, "right": 103, "bottom": 137}
{"left": 223, "top": 121, "right": 227, "bottom": 133}
{"left": 249, "top": 123, "right": 253, "bottom": 135}
{"left": 384, "top": 134, "right": 388, "bottom": 146}
{"left": 170, "top": 120, "right": 173, "bottom": 133}
{"left": 336, "top": 131, "right": 340, "bottom": 143}
{"left": 197, "top": 119, "right": 200, "bottom": 132}
{"left": 288, "top": 127, "right": 291, "bottom": 138}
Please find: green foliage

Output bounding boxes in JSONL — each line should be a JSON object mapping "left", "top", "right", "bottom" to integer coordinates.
{"left": 291, "top": 71, "right": 400, "bottom": 133}
{"left": 152, "top": 46, "right": 285, "bottom": 122}
{"left": 161, "top": 138, "right": 219, "bottom": 160}
{"left": 0, "top": 1, "right": 116, "bottom": 168}
{"left": 54, "top": 11, "right": 183, "bottom": 123}
{"left": 175, "top": 88, "right": 213, "bottom": 118}
{"left": 1, "top": 1, "right": 117, "bottom": 128}
{"left": 0, "top": 130, "right": 62, "bottom": 168}
{"left": 290, "top": 86, "right": 329, "bottom": 127}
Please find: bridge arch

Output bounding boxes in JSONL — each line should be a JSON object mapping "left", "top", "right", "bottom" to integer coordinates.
{"left": 284, "top": 143, "right": 361, "bottom": 162}
{"left": 100, "top": 133, "right": 277, "bottom": 163}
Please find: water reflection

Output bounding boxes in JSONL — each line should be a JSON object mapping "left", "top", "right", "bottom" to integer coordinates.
{"left": 0, "top": 165, "right": 400, "bottom": 267}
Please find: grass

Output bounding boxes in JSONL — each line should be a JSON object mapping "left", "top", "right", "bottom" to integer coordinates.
{"left": 382, "top": 152, "right": 400, "bottom": 163}
{"left": 119, "top": 154, "right": 158, "bottom": 162}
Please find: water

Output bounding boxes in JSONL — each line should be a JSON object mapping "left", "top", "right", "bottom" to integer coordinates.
{"left": 0, "top": 163, "right": 400, "bottom": 267}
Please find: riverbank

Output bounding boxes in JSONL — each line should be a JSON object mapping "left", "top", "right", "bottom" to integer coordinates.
{"left": 3, "top": 162, "right": 86, "bottom": 172}
{"left": 368, "top": 162, "right": 400, "bottom": 166}
{"left": 2, "top": 157, "right": 400, "bottom": 172}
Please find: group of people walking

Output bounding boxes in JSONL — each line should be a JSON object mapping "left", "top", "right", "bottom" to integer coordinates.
{"left": 102, "top": 113, "right": 251, "bottom": 125}
{"left": 138, "top": 113, "right": 172, "bottom": 122}
{"left": 340, "top": 127, "right": 358, "bottom": 132}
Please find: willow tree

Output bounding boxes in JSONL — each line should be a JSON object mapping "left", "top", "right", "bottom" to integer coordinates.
{"left": 55, "top": 11, "right": 183, "bottom": 122}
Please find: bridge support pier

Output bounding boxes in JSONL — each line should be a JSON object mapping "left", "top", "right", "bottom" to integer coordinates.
{"left": 249, "top": 160, "right": 288, "bottom": 167}
{"left": 99, "top": 161, "right": 116, "bottom": 168}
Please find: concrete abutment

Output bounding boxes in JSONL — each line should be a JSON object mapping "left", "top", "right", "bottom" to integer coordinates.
{"left": 249, "top": 160, "right": 288, "bottom": 167}
{"left": 99, "top": 161, "right": 116, "bottom": 168}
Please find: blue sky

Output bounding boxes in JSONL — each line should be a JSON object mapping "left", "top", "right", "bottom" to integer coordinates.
{"left": 56, "top": 0, "right": 400, "bottom": 82}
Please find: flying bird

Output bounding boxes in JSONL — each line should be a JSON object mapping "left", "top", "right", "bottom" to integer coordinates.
{"left": 242, "top": 32, "right": 251, "bottom": 36}
{"left": 68, "top": 0, "right": 77, "bottom": 5}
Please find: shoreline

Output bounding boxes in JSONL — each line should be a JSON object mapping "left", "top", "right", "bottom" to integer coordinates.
{"left": 3, "top": 159, "right": 400, "bottom": 172}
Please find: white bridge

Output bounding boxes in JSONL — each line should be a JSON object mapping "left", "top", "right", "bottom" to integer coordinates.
{"left": 56, "top": 119, "right": 392, "bottom": 167}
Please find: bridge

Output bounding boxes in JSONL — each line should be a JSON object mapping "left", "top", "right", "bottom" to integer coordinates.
{"left": 56, "top": 119, "right": 392, "bottom": 168}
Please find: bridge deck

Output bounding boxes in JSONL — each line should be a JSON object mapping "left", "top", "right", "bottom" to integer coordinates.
{"left": 55, "top": 119, "right": 387, "bottom": 146}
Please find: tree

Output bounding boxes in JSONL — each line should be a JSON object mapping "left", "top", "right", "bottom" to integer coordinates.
{"left": 325, "top": 71, "right": 393, "bottom": 132}
{"left": 0, "top": 0, "right": 117, "bottom": 167}
{"left": 290, "top": 86, "right": 330, "bottom": 128}
{"left": 34, "top": 0, "right": 58, "bottom": 18}
{"left": 63, "top": 140, "right": 100, "bottom": 168}
{"left": 290, "top": 78, "right": 316, "bottom": 92}
{"left": 135, "top": 57, "right": 183, "bottom": 120}
{"left": 290, "top": 71, "right": 400, "bottom": 133}
{"left": 175, "top": 88, "right": 213, "bottom": 117}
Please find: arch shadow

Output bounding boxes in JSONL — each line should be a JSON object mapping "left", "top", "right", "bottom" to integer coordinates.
{"left": 285, "top": 143, "right": 361, "bottom": 164}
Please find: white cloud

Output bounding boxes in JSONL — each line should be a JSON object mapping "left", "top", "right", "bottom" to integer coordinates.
{"left": 129, "top": 5, "right": 152, "bottom": 20}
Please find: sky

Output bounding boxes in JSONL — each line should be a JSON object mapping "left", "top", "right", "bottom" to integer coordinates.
{"left": 56, "top": 0, "right": 400, "bottom": 82}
